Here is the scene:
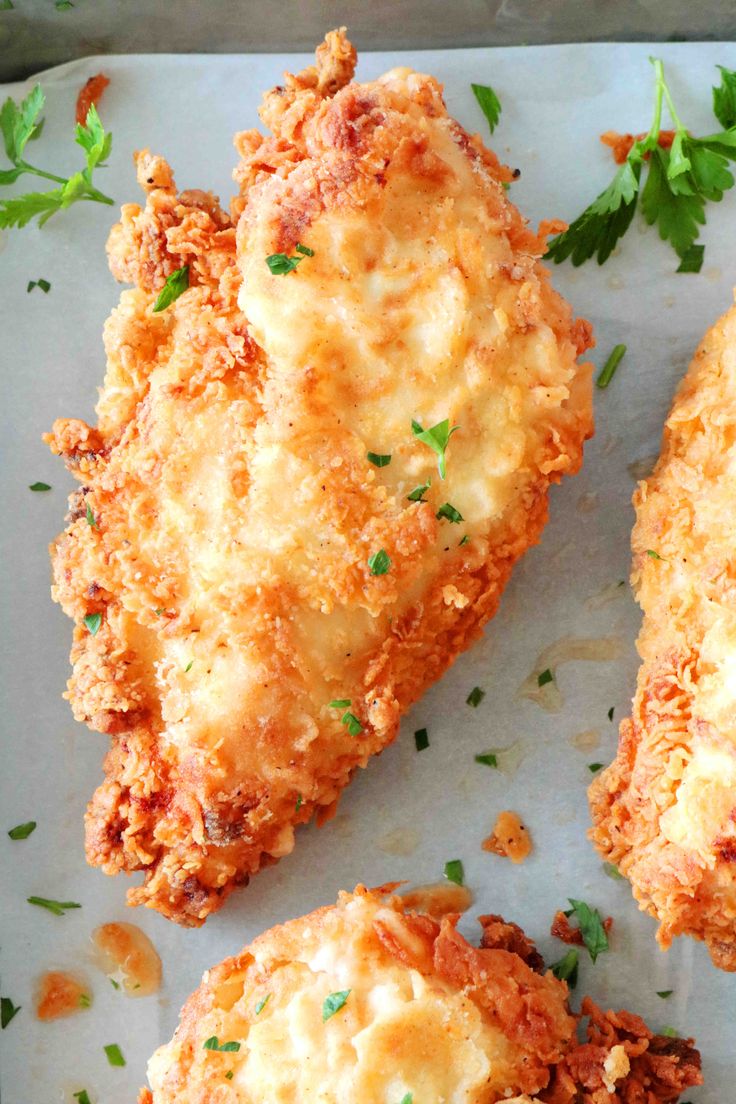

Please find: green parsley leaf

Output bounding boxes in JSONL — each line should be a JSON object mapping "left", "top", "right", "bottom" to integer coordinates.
{"left": 596, "top": 343, "right": 626, "bottom": 389}
{"left": 0, "top": 1, "right": 14, "bottom": 9}
{"left": 56, "top": 1, "right": 74, "bottom": 9}
{"left": 29, "top": 481, "right": 51, "bottom": 491}
{"left": 110, "top": 977, "right": 120, "bottom": 989}
{"left": 608, "top": 707, "right": 614, "bottom": 721}
{"left": 466, "top": 686, "right": 485, "bottom": 707}
{"left": 266, "top": 244, "right": 314, "bottom": 275}
{"left": 203, "top": 1036, "right": 241, "bottom": 1052}
{"left": 341, "top": 711, "right": 363, "bottom": 737}
{"left": 640, "top": 146, "right": 705, "bottom": 259}
{"left": 0, "top": 91, "right": 113, "bottom": 229}
{"left": 399, "top": 1095, "right": 413, "bottom": 1104}
{"left": 79, "top": 992, "right": 91, "bottom": 1008}
{"left": 27, "top": 277, "right": 51, "bottom": 293}
{"left": 85, "top": 500, "right": 98, "bottom": 528}
{"left": 414, "top": 727, "right": 429, "bottom": 751}
{"left": 471, "top": 82, "right": 502, "bottom": 134}
{"left": 368, "top": 549, "right": 391, "bottom": 576}
{"left": 152, "top": 265, "right": 189, "bottom": 312}
{"left": 550, "top": 948, "right": 579, "bottom": 989}
{"left": 646, "top": 549, "right": 663, "bottom": 560}
{"left": 1, "top": 996, "right": 21, "bottom": 1029}
{"left": 713, "top": 66, "right": 736, "bottom": 129}
{"left": 661, "top": 1025, "right": 678, "bottom": 1038}
{"left": 444, "top": 858, "right": 464, "bottom": 885}
{"left": 588, "top": 762, "right": 604, "bottom": 773}
{"left": 537, "top": 668, "right": 554, "bottom": 688}
{"left": 27, "top": 896, "right": 81, "bottom": 916}
{"left": 322, "top": 989, "right": 350, "bottom": 1022}
{"left": 459, "top": 534, "right": 470, "bottom": 546}
{"left": 566, "top": 898, "right": 609, "bottom": 962}
{"left": 8, "top": 820, "right": 36, "bottom": 840}
{"left": 407, "top": 480, "right": 431, "bottom": 502}
{"left": 328, "top": 698, "right": 351, "bottom": 709}
{"left": 657, "top": 989, "right": 674, "bottom": 998}
{"left": 104, "top": 1043, "right": 126, "bottom": 1066}
{"left": 72, "top": 1092, "right": 92, "bottom": 1104}
{"left": 411, "top": 418, "right": 458, "bottom": 478}
{"left": 295, "top": 794, "right": 303, "bottom": 812}
{"left": 676, "top": 243, "right": 705, "bottom": 273}
{"left": 602, "top": 861, "right": 624, "bottom": 880}
{"left": 295, "top": 242, "right": 314, "bottom": 256}
{"left": 184, "top": 660, "right": 193, "bottom": 673}
{"left": 367, "top": 451, "right": 391, "bottom": 467}
{"left": 436, "top": 502, "right": 463, "bottom": 523}
{"left": 546, "top": 157, "right": 641, "bottom": 266}
{"left": 474, "top": 751, "right": 498, "bottom": 768}
{"left": 225, "top": 1071, "right": 234, "bottom": 1080}
{"left": 84, "top": 612, "right": 101, "bottom": 635}
{"left": 255, "top": 994, "right": 270, "bottom": 1015}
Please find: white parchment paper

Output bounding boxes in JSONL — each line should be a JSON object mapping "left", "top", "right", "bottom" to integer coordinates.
{"left": 2, "top": 40, "right": 735, "bottom": 1104}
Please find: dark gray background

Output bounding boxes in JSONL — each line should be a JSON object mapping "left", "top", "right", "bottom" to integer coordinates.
{"left": 2, "top": 0, "right": 736, "bottom": 82}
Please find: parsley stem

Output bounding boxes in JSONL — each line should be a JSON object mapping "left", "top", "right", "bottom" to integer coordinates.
{"left": 646, "top": 59, "right": 666, "bottom": 145}
{"left": 596, "top": 344, "right": 626, "bottom": 389}
{"left": 19, "top": 161, "right": 67, "bottom": 185}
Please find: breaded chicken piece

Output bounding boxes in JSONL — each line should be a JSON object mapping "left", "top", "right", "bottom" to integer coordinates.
{"left": 47, "top": 30, "right": 593, "bottom": 925}
{"left": 590, "top": 301, "right": 736, "bottom": 970}
{"left": 137, "top": 886, "right": 700, "bottom": 1104}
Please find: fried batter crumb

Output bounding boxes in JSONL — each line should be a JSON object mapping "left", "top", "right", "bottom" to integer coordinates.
{"left": 482, "top": 810, "right": 532, "bottom": 863}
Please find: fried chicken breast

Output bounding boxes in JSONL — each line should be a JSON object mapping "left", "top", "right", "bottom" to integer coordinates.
{"left": 590, "top": 300, "right": 736, "bottom": 970}
{"left": 137, "top": 886, "right": 700, "bottom": 1104}
{"left": 48, "top": 30, "right": 593, "bottom": 924}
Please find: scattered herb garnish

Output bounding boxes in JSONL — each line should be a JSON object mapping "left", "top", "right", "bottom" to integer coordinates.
{"left": 657, "top": 989, "right": 674, "bottom": 998}
{"left": 436, "top": 502, "right": 463, "bottom": 523}
{"left": 588, "top": 762, "right": 604, "bottom": 773}
{"left": 109, "top": 978, "right": 120, "bottom": 990}
{"left": 8, "top": 820, "right": 36, "bottom": 840}
{"left": 407, "top": 480, "right": 431, "bottom": 502}
{"left": 602, "top": 861, "right": 624, "bottom": 881}
{"left": 84, "top": 612, "right": 101, "bottom": 636}
{"left": 85, "top": 501, "right": 98, "bottom": 528}
{"left": 27, "top": 278, "right": 51, "bottom": 293}
{"left": 104, "top": 1044, "right": 126, "bottom": 1066}
{"left": 225, "top": 1071, "right": 234, "bottom": 1080}
{"left": 328, "top": 698, "right": 351, "bottom": 709}
{"left": 414, "top": 727, "right": 429, "bottom": 751}
{"left": 203, "top": 1036, "right": 241, "bottom": 1052}
{"left": 368, "top": 549, "right": 391, "bottom": 576}
{"left": 444, "top": 858, "right": 464, "bottom": 885}
{"left": 471, "top": 82, "right": 502, "bottom": 134}
{"left": 0, "top": 90, "right": 113, "bottom": 229}
{"left": 474, "top": 751, "right": 498, "bottom": 768}
{"left": 295, "top": 794, "right": 303, "bottom": 812}
{"left": 27, "top": 896, "right": 81, "bottom": 916}
{"left": 466, "top": 686, "right": 485, "bottom": 707}
{"left": 608, "top": 707, "right": 615, "bottom": 721}
{"left": 340, "top": 711, "right": 363, "bottom": 736}
{"left": 79, "top": 992, "right": 91, "bottom": 1008}
{"left": 646, "top": 549, "right": 664, "bottom": 560}
{"left": 72, "top": 1092, "right": 91, "bottom": 1104}
{"left": 662, "top": 1025, "right": 679, "bottom": 1038}
{"left": 152, "top": 265, "right": 189, "bottom": 312}
{"left": 255, "top": 994, "right": 270, "bottom": 1015}
{"left": 367, "top": 451, "right": 391, "bottom": 468}
{"left": 322, "top": 989, "right": 350, "bottom": 1022}
{"left": 265, "top": 243, "right": 313, "bottom": 275}
{"left": 550, "top": 948, "right": 579, "bottom": 989}
{"left": 29, "top": 481, "right": 51, "bottom": 491}
{"left": 596, "top": 343, "right": 627, "bottom": 389}
{"left": 411, "top": 418, "right": 458, "bottom": 478}
{"left": 184, "top": 660, "right": 193, "bottom": 673}
{"left": 399, "top": 1095, "right": 413, "bottom": 1104}
{"left": 547, "top": 60, "right": 736, "bottom": 269}
{"left": 459, "top": 534, "right": 470, "bottom": 546}
{"left": 537, "top": 668, "right": 554, "bottom": 688}
{"left": 1, "top": 997, "right": 20, "bottom": 1029}
{"left": 566, "top": 898, "right": 609, "bottom": 962}
{"left": 56, "top": 0, "right": 74, "bottom": 9}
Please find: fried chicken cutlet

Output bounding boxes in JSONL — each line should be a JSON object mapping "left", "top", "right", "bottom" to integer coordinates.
{"left": 590, "top": 301, "right": 736, "bottom": 970}
{"left": 48, "top": 30, "right": 594, "bottom": 924}
{"left": 137, "top": 886, "right": 701, "bottom": 1104}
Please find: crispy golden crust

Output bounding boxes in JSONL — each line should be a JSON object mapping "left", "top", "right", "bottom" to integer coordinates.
{"left": 48, "top": 30, "right": 593, "bottom": 924}
{"left": 139, "top": 888, "right": 700, "bottom": 1104}
{"left": 590, "top": 300, "right": 736, "bottom": 970}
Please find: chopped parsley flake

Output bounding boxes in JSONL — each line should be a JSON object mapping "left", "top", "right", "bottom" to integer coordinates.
{"left": 471, "top": 82, "right": 502, "bottom": 133}
{"left": 459, "top": 534, "right": 470, "bottom": 546}
{"left": 265, "top": 245, "right": 313, "bottom": 275}
{"left": 596, "top": 343, "right": 627, "bottom": 389}
{"left": 475, "top": 751, "right": 498, "bottom": 768}
{"left": 184, "top": 660, "right": 193, "bottom": 673}
{"left": 328, "top": 698, "right": 351, "bottom": 709}
{"left": 537, "top": 668, "right": 554, "bottom": 687}
{"left": 1, "top": 997, "right": 21, "bottom": 1029}
{"left": 27, "top": 896, "right": 81, "bottom": 916}
{"left": 295, "top": 794, "right": 303, "bottom": 812}
{"left": 341, "top": 711, "right": 363, "bottom": 737}
{"left": 566, "top": 898, "right": 609, "bottom": 962}
{"left": 414, "top": 727, "right": 429, "bottom": 751}
{"left": 608, "top": 707, "right": 615, "bottom": 721}
{"left": 550, "top": 948, "right": 579, "bottom": 989}
{"left": 436, "top": 502, "right": 463, "bottom": 524}
{"left": 110, "top": 978, "right": 120, "bottom": 989}
{"left": 662, "top": 1025, "right": 679, "bottom": 1038}
{"left": 466, "top": 686, "right": 485, "bottom": 707}
{"left": 399, "top": 1095, "right": 413, "bottom": 1104}
{"left": 255, "top": 994, "right": 270, "bottom": 1015}
{"left": 104, "top": 1043, "right": 126, "bottom": 1067}
{"left": 152, "top": 265, "right": 189, "bottom": 312}
{"left": 602, "top": 862, "right": 624, "bottom": 881}
{"left": 72, "top": 1092, "right": 91, "bottom": 1104}
{"left": 203, "top": 1036, "right": 241, "bottom": 1052}
{"left": 79, "top": 992, "right": 91, "bottom": 1008}
{"left": 225, "top": 1071, "right": 234, "bottom": 1080}
{"left": 407, "top": 480, "right": 431, "bottom": 502}
{"left": 29, "top": 481, "right": 51, "bottom": 491}
{"left": 84, "top": 612, "right": 101, "bottom": 636}
{"left": 444, "top": 858, "right": 464, "bottom": 885}
{"left": 367, "top": 549, "right": 391, "bottom": 576}
{"left": 411, "top": 418, "right": 458, "bottom": 478}
{"left": 588, "top": 762, "right": 604, "bottom": 773}
{"left": 657, "top": 989, "right": 674, "bottom": 998}
{"left": 646, "top": 549, "right": 663, "bottom": 560}
{"left": 8, "top": 821, "right": 36, "bottom": 840}
{"left": 27, "top": 278, "right": 51, "bottom": 293}
{"left": 85, "top": 500, "right": 98, "bottom": 528}
{"left": 367, "top": 451, "right": 391, "bottom": 467}
{"left": 322, "top": 989, "right": 350, "bottom": 1022}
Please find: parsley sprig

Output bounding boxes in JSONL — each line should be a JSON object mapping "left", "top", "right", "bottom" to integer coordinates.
{"left": 0, "top": 86, "right": 113, "bottom": 229}
{"left": 548, "top": 61, "right": 736, "bottom": 270}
